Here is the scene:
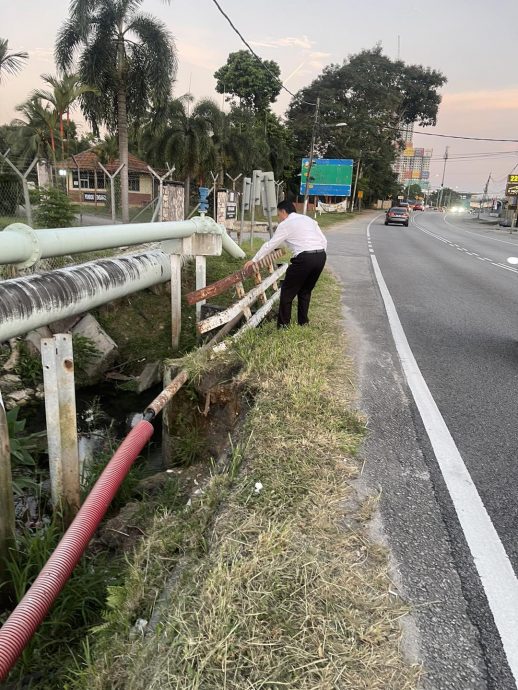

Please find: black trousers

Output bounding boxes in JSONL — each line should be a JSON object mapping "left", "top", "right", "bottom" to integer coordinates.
{"left": 277, "top": 251, "right": 326, "bottom": 327}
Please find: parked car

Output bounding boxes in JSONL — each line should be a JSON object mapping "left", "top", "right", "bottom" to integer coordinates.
{"left": 414, "top": 203, "right": 424, "bottom": 211}
{"left": 385, "top": 207, "right": 409, "bottom": 227}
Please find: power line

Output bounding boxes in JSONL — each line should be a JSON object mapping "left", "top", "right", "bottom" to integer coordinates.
{"left": 209, "top": 0, "right": 317, "bottom": 107}
{"left": 388, "top": 124, "right": 518, "bottom": 143}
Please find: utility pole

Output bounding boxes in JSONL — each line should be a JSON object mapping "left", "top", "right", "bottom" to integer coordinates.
{"left": 480, "top": 172, "right": 492, "bottom": 219}
{"left": 351, "top": 152, "right": 362, "bottom": 212}
{"left": 437, "top": 146, "right": 449, "bottom": 209}
{"left": 303, "top": 97, "right": 320, "bottom": 216}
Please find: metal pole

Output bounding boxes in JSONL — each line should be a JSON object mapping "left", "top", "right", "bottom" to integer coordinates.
{"left": 303, "top": 97, "right": 320, "bottom": 215}
{"left": 98, "top": 162, "right": 124, "bottom": 224}
{"left": 0, "top": 392, "right": 15, "bottom": 589}
{"left": 210, "top": 172, "right": 218, "bottom": 219}
{"left": 0, "top": 152, "right": 37, "bottom": 225}
{"left": 195, "top": 256, "right": 206, "bottom": 322}
{"left": 351, "top": 154, "right": 362, "bottom": 212}
{"left": 170, "top": 254, "right": 182, "bottom": 349}
{"left": 41, "top": 335, "right": 80, "bottom": 524}
{"left": 438, "top": 146, "right": 449, "bottom": 209}
{"left": 251, "top": 197, "right": 256, "bottom": 249}
{"left": 148, "top": 164, "right": 175, "bottom": 222}
{"left": 225, "top": 172, "right": 242, "bottom": 191}
{"left": 262, "top": 178, "right": 274, "bottom": 238}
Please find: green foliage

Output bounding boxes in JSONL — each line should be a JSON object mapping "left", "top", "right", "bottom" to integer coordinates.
{"left": 287, "top": 46, "right": 446, "bottom": 202}
{"left": 15, "top": 341, "right": 43, "bottom": 387}
{"left": 34, "top": 185, "right": 78, "bottom": 228}
{"left": 3, "top": 521, "right": 116, "bottom": 686}
{"left": 0, "top": 172, "right": 21, "bottom": 216}
{"left": 72, "top": 334, "right": 101, "bottom": 386}
{"left": 214, "top": 50, "right": 281, "bottom": 112}
{"left": 5, "top": 407, "right": 45, "bottom": 496}
{"left": 407, "top": 183, "right": 423, "bottom": 198}
{"left": 55, "top": 1, "right": 177, "bottom": 136}
{"left": 0, "top": 38, "right": 28, "bottom": 83}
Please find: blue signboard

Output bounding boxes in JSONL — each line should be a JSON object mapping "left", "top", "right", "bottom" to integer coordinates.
{"left": 300, "top": 158, "right": 354, "bottom": 197}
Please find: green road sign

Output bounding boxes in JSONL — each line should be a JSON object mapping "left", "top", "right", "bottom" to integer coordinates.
{"left": 300, "top": 159, "right": 353, "bottom": 197}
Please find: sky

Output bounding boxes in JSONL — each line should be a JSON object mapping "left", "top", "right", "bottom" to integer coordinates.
{"left": 2, "top": 0, "right": 518, "bottom": 196}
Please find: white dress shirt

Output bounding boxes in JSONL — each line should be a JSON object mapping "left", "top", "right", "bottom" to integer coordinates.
{"left": 252, "top": 212, "right": 327, "bottom": 263}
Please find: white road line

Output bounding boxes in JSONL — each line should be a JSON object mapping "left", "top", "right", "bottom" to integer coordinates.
{"left": 413, "top": 219, "right": 518, "bottom": 278}
{"left": 367, "top": 215, "right": 518, "bottom": 687}
{"left": 443, "top": 214, "right": 518, "bottom": 248}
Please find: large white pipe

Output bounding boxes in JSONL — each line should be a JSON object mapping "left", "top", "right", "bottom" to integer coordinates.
{"left": 0, "top": 216, "right": 245, "bottom": 268}
{"left": 0, "top": 251, "right": 173, "bottom": 342}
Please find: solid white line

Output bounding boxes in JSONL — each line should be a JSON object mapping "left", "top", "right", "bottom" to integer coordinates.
{"left": 443, "top": 214, "right": 518, "bottom": 248}
{"left": 366, "top": 217, "right": 518, "bottom": 686}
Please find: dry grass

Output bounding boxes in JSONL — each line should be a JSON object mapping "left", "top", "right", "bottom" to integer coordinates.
{"left": 69, "top": 271, "right": 420, "bottom": 690}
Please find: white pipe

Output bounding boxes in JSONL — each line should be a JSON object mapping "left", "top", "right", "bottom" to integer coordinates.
{"left": 0, "top": 216, "right": 245, "bottom": 268}
{"left": 0, "top": 251, "right": 173, "bottom": 342}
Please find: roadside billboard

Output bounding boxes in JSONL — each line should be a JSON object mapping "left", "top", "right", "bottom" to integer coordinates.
{"left": 300, "top": 158, "right": 353, "bottom": 197}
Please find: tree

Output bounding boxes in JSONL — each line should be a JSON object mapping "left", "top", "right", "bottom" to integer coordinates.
{"left": 13, "top": 97, "right": 59, "bottom": 167}
{"left": 142, "top": 96, "right": 223, "bottom": 217}
{"left": 214, "top": 50, "right": 281, "bottom": 112}
{"left": 56, "top": 0, "right": 177, "bottom": 223}
{"left": 34, "top": 186, "right": 78, "bottom": 228}
{"left": 32, "top": 73, "right": 98, "bottom": 158}
{"left": 287, "top": 47, "right": 446, "bottom": 202}
{"left": 407, "top": 183, "right": 422, "bottom": 198}
{"left": 0, "top": 38, "right": 28, "bottom": 84}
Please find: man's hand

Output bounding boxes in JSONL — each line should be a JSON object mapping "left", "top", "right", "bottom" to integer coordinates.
{"left": 243, "top": 260, "right": 256, "bottom": 271}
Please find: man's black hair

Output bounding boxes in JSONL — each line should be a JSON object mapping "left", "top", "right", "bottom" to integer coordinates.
{"left": 277, "top": 199, "right": 296, "bottom": 214}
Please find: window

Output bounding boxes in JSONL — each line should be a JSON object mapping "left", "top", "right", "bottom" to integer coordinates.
{"left": 128, "top": 174, "right": 140, "bottom": 192}
{"left": 72, "top": 170, "right": 106, "bottom": 190}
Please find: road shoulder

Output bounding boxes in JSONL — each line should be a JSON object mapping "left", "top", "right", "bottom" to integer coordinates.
{"left": 326, "top": 213, "right": 488, "bottom": 690}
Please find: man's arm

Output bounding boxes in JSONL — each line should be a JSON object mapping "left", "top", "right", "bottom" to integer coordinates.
{"left": 248, "top": 222, "right": 290, "bottom": 265}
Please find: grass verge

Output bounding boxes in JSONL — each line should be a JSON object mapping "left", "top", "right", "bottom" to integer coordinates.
{"left": 66, "top": 268, "right": 419, "bottom": 689}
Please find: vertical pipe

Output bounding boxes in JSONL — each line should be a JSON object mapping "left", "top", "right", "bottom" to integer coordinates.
{"left": 0, "top": 392, "right": 15, "bottom": 588}
{"left": 195, "top": 256, "right": 206, "bottom": 322}
{"left": 170, "top": 254, "right": 182, "bottom": 349}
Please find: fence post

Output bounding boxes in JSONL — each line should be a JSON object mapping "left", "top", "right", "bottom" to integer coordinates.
{"left": 0, "top": 151, "right": 38, "bottom": 225}
{"left": 195, "top": 256, "right": 207, "bottom": 322}
{"left": 148, "top": 164, "right": 175, "bottom": 223}
{"left": 41, "top": 335, "right": 80, "bottom": 524}
{"left": 98, "top": 162, "right": 124, "bottom": 224}
{"left": 170, "top": 254, "right": 182, "bottom": 349}
{"left": 0, "top": 392, "right": 15, "bottom": 588}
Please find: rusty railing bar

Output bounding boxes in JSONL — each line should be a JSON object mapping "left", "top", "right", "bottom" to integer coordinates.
{"left": 197, "top": 264, "right": 287, "bottom": 335}
{"left": 186, "top": 249, "right": 284, "bottom": 305}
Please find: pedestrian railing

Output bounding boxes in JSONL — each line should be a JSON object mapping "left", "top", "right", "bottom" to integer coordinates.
{"left": 187, "top": 249, "right": 287, "bottom": 339}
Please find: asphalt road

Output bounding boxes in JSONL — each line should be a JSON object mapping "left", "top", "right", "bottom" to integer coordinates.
{"left": 326, "top": 210, "right": 518, "bottom": 690}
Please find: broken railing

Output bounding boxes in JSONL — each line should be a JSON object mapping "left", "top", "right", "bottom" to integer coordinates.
{"left": 187, "top": 248, "right": 287, "bottom": 339}
{"left": 0, "top": 247, "right": 286, "bottom": 680}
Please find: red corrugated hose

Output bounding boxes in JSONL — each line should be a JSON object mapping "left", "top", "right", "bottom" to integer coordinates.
{"left": 0, "top": 419, "right": 154, "bottom": 681}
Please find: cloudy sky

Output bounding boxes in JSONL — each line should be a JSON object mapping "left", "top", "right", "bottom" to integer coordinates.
{"left": 2, "top": 0, "right": 518, "bottom": 195}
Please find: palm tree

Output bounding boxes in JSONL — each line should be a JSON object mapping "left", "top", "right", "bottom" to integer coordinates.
{"left": 56, "top": 0, "right": 176, "bottom": 223}
{"left": 0, "top": 38, "right": 28, "bottom": 84}
{"left": 142, "top": 96, "right": 223, "bottom": 217}
{"left": 32, "top": 73, "right": 98, "bottom": 158}
{"left": 13, "top": 97, "right": 59, "bottom": 169}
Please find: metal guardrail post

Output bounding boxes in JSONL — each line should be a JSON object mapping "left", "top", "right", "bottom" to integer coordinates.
{"left": 0, "top": 392, "right": 15, "bottom": 587}
{"left": 170, "top": 255, "right": 182, "bottom": 349}
{"left": 41, "top": 335, "right": 80, "bottom": 524}
{"left": 195, "top": 256, "right": 206, "bottom": 322}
